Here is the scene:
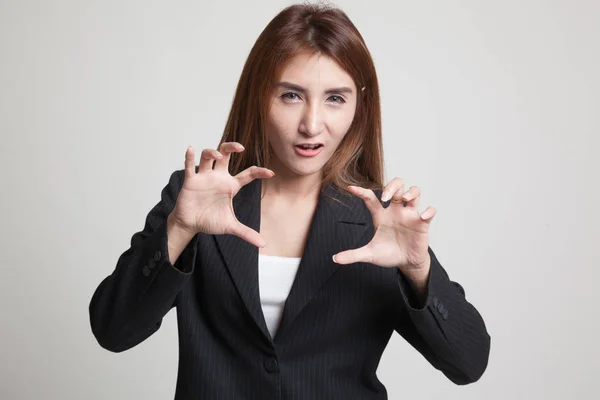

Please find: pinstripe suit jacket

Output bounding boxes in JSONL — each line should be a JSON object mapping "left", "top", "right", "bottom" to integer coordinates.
{"left": 89, "top": 168, "right": 490, "bottom": 399}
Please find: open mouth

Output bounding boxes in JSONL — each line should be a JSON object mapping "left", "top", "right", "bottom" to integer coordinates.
{"left": 295, "top": 144, "right": 323, "bottom": 150}
{"left": 294, "top": 143, "right": 324, "bottom": 157}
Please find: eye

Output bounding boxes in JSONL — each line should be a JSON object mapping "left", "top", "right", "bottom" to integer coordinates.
{"left": 281, "top": 92, "right": 301, "bottom": 101}
{"left": 328, "top": 95, "right": 346, "bottom": 104}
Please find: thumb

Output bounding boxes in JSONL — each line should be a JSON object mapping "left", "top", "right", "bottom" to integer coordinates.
{"left": 333, "top": 244, "right": 373, "bottom": 265}
{"left": 229, "top": 221, "right": 266, "bottom": 248}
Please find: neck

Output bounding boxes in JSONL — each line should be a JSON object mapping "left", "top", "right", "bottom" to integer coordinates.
{"left": 261, "top": 158, "right": 323, "bottom": 204}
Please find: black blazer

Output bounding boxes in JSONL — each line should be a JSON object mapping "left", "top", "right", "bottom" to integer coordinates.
{"left": 89, "top": 168, "right": 490, "bottom": 399}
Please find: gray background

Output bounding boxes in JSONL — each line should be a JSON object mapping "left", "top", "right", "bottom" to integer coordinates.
{"left": 1, "top": 0, "right": 598, "bottom": 399}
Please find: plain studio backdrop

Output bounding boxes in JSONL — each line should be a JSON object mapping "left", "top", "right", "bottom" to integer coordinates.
{"left": 1, "top": 0, "right": 598, "bottom": 399}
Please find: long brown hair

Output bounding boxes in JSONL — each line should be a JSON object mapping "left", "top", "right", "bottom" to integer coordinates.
{"left": 218, "top": 2, "right": 384, "bottom": 196}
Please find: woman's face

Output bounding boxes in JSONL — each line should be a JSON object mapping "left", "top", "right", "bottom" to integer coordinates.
{"left": 266, "top": 51, "right": 358, "bottom": 178}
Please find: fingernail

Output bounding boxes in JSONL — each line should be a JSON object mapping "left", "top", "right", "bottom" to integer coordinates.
{"left": 381, "top": 192, "right": 389, "bottom": 202}
{"left": 332, "top": 255, "right": 337, "bottom": 263}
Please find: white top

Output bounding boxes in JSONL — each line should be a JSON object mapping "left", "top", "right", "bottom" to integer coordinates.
{"left": 258, "top": 254, "right": 302, "bottom": 339}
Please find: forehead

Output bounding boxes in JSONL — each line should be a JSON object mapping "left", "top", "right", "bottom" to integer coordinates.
{"left": 279, "top": 51, "right": 354, "bottom": 89}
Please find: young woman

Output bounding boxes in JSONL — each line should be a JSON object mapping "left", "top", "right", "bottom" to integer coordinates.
{"left": 89, "top": 3, "right": 490, "bottom": 399}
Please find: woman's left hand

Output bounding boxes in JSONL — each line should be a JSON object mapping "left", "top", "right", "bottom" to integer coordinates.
{"left": 332, "top": 178, "right": 436, "bottom": 278}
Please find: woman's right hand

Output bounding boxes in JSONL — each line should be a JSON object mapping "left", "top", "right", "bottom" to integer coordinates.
{"left": 169, "top": 142, "right": 274, "bottom": 248}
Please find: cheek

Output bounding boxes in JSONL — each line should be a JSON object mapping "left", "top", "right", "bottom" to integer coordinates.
{"left": 267, "top": 105, "right": 299, "bottom": 144}
{"left": 329, "top": 108, "right": 356, "bottom": 142}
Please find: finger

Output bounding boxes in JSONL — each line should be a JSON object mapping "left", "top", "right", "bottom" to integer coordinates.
{"left": 381, "top": 177, "right": 405, "bottom": 202}
{"left": 214, "top": 142, "right": 245, "bottom": 172}
{"left": 392, "top": 186, "right": 420, "bottom": 208}
{"left": 199, "top": 149, "right": 223, "bottom": 172}
{"left": 228, "top": 221, "right": 267, "bottom": 248}
{"left": 347, "top": 185, "right": 382, "bottom": 216}
{"left": 235, "top": 166, "right": 275, "bottom": 187}
{"left": 184, "top": 146, "right": 196, "bottom": 179}
{"left": 419, "top": 206, "right": 437, "bottom": 222}
{"left": 332, "top": 244, "right": 373, "bottom": 265}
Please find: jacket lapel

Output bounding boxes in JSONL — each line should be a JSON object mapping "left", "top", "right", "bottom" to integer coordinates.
{"left": 274, "top": 183, "right": 369, "bottom": 342}
{"left": 214, "top": 178, "right": 268, "bottom": 339}
{"left": 215, "top": 179, "right": 370, "bottom": 343}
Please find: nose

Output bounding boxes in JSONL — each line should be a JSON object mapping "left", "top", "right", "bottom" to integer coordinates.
{"left": 299, "top": 102, "right": 325, "bottom": 136}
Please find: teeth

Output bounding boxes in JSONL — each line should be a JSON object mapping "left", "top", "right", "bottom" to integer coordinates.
{"left": 299, "top": 144, "right": 320, "bottom": 149}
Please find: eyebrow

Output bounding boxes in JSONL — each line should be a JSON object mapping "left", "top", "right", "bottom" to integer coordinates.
{"left": 277, "top": 81, "right": 354, "bottom": 95}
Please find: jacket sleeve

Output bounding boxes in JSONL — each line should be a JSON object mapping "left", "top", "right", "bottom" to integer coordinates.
{"left": 89, "top": 169, "right": 199, "bottom": 353}
{"left": 394, "top": 246, "right": 491, "bottom": 384}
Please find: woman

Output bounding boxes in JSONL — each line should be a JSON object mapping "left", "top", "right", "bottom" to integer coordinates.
{"left": 89, "top": 3, "right": 490, "bottom": 399}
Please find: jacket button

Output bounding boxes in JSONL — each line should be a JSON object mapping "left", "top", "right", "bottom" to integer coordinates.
{"left": 142, "top": 266, "right": 150, "bottom": 276}
{"left": 442, "top": 310, "right": 449, "bottom": 320}
{"left": 264, "top": 357, "right": 279, "bottom": 373}
{"left": 154, "top": 250, "right": 162, "bottom": 261}
{"left": 148, "top": 258, "right": 156, "bottom": 269}
{"left": 432, "top": 296, "right": 439, "bottom": 307}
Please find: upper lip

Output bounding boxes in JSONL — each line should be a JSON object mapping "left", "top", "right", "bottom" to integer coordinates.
{"left": 295, "top": 142, "right": 324, "bottom": 147}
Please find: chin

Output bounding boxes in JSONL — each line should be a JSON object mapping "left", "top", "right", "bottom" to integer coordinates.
{"left": 271, "top": 148, "right": 327, "bottom": 177}
{"left": 286, "top": 162, "right": 324, "bottom": 177}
